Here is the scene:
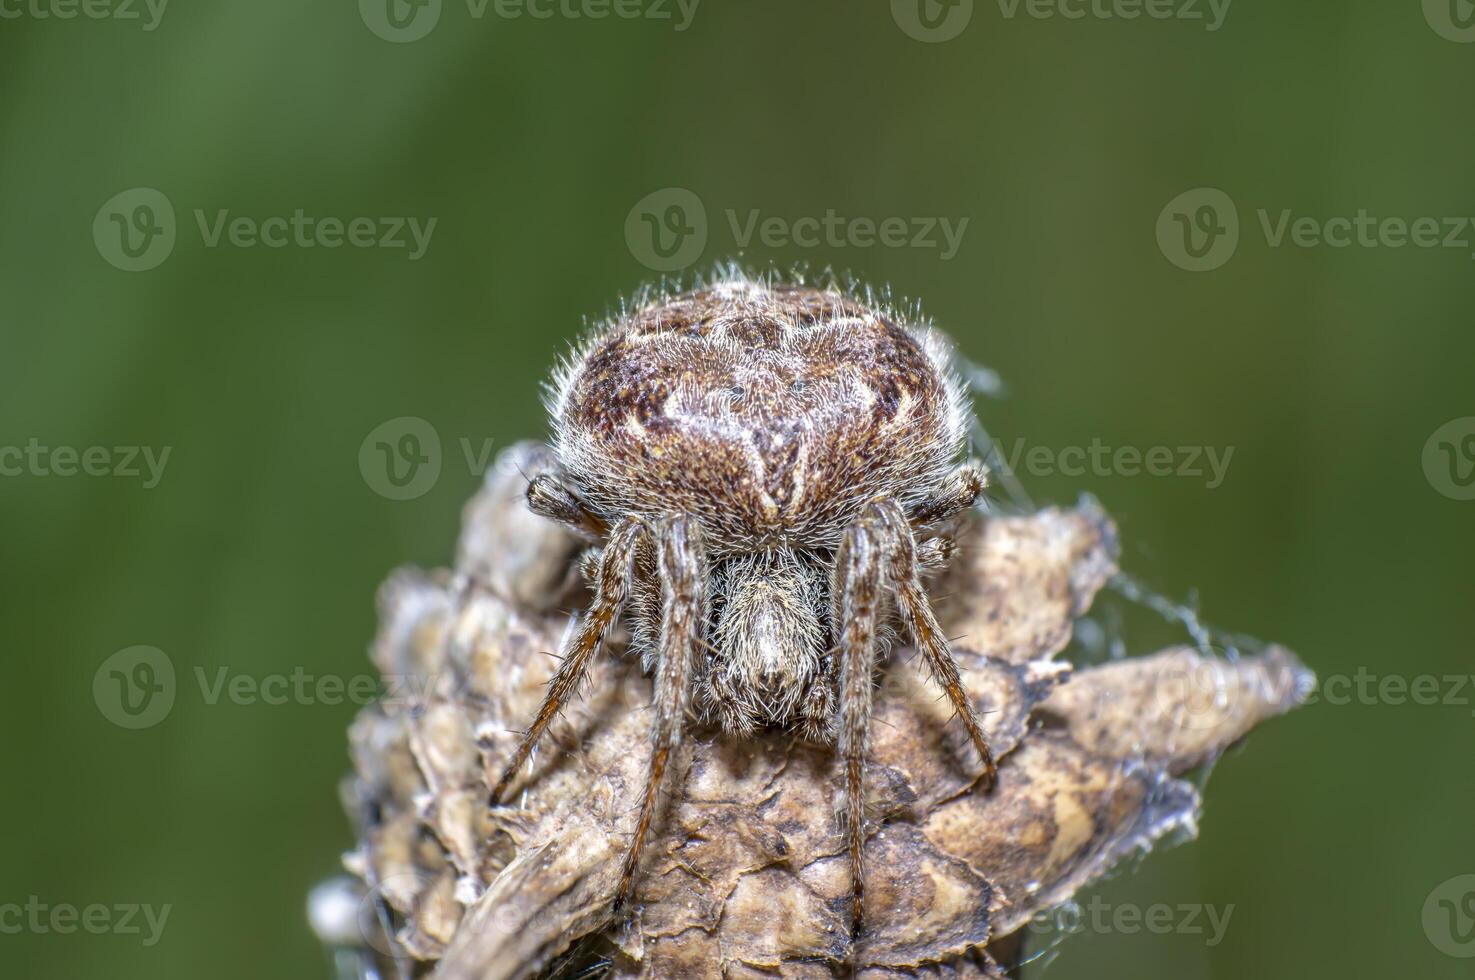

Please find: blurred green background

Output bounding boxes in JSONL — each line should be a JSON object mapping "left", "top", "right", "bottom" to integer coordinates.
{"left": 2, "top": 1, "right": 1472, "bottom": 977}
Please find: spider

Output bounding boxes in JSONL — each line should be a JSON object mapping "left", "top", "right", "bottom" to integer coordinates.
{"left": 489, "top": 276, "right": 995, "bottom": 939}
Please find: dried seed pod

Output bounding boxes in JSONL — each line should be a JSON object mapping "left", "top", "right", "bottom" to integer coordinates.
{"left": 455, "top": 441, "right": 585, "bottom": 612}
{"left": 331, "top": 448, "right": 1311, "bottom": 980}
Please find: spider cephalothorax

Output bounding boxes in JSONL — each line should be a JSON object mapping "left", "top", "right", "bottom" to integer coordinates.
{"left": 490, "top": 276, "right": 994, "bottom": 937}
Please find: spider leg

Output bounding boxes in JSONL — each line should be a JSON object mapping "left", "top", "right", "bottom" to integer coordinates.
{"left": 614, "top": 515, "right": 708, "bottom": 912}
{"left": 527, "top": 472, "right": 610, "bottom": 540}
{"left": 914, "top": 527, "right": 959, "bottom": 575}
{"left": 908, "top": 460, "right": 987, "bottom": 529}
{"left": 490, "top": 517, "right": 649, "bottom": 804}
{"left": 882, "top": 499, "right": 997, "bottom": 789}
{"left": 833, "top": 503, "right": 890, "bottom": 940}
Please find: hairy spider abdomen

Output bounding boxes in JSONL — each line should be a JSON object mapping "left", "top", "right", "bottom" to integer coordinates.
{"left": 550, "top": 281, "right": 969, "bottom": 554}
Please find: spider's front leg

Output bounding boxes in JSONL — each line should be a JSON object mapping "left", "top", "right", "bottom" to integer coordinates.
{"left": 489, "top": 516, "right": 649, "bottom": 804}
{"left": 833, "top": 503, "right": 891, "bottom": 940}
{"left": 834, "top": 498, "right": 998, "bottom": 941}
{"left": 885, "top": 501, "right": 997, "bottom": 789}
{"left": 908, "top": 460, "right": 987, "bottom": 529}
{"left": 527, "top": 472, "right": 609, "bottom": 540}
{"left": 614, "top": 514, "right": 708, "bottom": 911}
{"left": 909, "top": 461, "right": 984, "bottom": 575}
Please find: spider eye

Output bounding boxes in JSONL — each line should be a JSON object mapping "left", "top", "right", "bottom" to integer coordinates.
{"left": 728, "top": 385, "right": 746, "bottom": 399}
